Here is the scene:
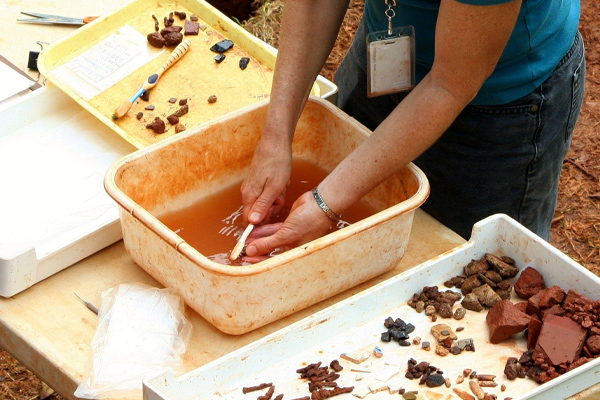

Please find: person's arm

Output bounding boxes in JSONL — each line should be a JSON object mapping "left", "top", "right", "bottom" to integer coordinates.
{"left": 241, "top": 0, "right": 350, "bottom": 225}
{"left": 245, "top": 0, "right": 522, "bottom": 257}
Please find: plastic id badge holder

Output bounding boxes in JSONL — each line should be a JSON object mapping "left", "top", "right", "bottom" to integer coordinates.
{"left": 367, "top": 25, "right": 415, "bottom": 98}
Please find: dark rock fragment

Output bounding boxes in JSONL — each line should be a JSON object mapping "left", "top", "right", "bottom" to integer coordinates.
{"left": 167, "top": 115, "right": 179, "bottom": 125}
{"left": 214, "top": 54, "right": 226, "bottom": 63}
{"left": 163, "top": 31, "right": 183, "bottom": 47}
{"left": 172, "top": 104, "right": 189, "bottom": 117}
{"left": 141, "top": 91, "right": 150, "bottom": 101}
{"left": 207, "top": 95, "right": 217, "bottom": 103}
{"left": 146, "top": 117, "right": 165, "bottom": 133}
{"left": 472, "top": 284, "right": 502, "bottom": 308}
{"left": 485, "top": 253, "right": 519, "bottom": 278}
{"left": 425, "top": 373, "right": 445, "bottom": 387}
{"left": 461, "top": 274, "right": 483, "bottom": 295}
{"left": 136, "top": 112, "right": 143, "bottom": 120}
{"left": 210, "top": 39, "right": 234, "bottom": 53}
{"left": 462, "top": 293, "right": 484, "bottom": 312}
{"left": 465, "top": 258, "right": 490, "bottom": 276}
{"left": 174, "top": 11, "right": 186, "bottom": 19}
{"left": 161, "top": 25, "right": 183, "bottom": 35}
{"left": 239, "top": 56, "right": 250, "bottom": 70}
{"left": 147, "top": 32, "right": 165, "bottom": 48}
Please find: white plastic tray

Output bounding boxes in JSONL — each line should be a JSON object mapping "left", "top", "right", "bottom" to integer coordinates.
{"left": 143, "top": 214, "right": 600, "bottom": 400}
{"left": 0, "top": 84, "right": 135, "bottom": 297}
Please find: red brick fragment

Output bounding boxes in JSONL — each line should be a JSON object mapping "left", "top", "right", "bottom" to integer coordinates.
{"left": 541, "top": 304, "right": 565, "bottom": 319}
{"left": 538, "top": 285, "right": 566, "bottom": 309}
{"left": 486, "top": 299, "right": 531, "bottom": 344}
{"left": 527, "top": 290, "right": 545, "bottom": 318}
{"left": 514, "top": 267, "right": 545, "bottom": 299}
{"left": 515, "top": 301, "right": 528, "bottom": 314}
{"left": 527, "top": 316, "right": 543, "bottom": 350}
{"left": 563, "top": 289, "right": 593, "bottom": 310}
{"left": 533, "top": 314, "right": 587, "bottom": 365}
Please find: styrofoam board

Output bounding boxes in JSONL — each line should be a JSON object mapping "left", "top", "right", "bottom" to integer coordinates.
{"left": 143, "top": 214, "right": 600, "bottom": 400}
{"left": 0, "top": 84, "right": 135, "bottom": 297}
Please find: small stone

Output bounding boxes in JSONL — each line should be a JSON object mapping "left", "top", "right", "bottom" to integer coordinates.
{"left": 485, "top": 253, "right": 519, "bottom": 278}
{"left": 439, "top": 303, "right": 453, "bottom": 318}
{"left": 426, "top": 374, "right": 445, "bottom": 387}
{"left": 167, "top": 115, "right": 179, "bottom": 125}
{"left": 168, "top": 97, "right": 177, "bottom": 103}
{"left": 190, "top": 14, "right": 198, "bottom": 21}
{"left": 587, "top": 335, "right": 600, "bottom": 354}
{"left": 239, "top": 56, "right": 250, "bottom": 70}
{"left": 461, "top": 274, "right": 483, "bottom": 295}
{"left": 454, "top": 307, "right": 467, "bottom": 320}
{"left": 415, "top": 301, "right": 425, "bottom": 313}
{"left": 145, "top": 105, "right": 155, "bottom": 110}
{"left": 462, "top": 293, "right": 484, "bottom": 312}
{"left": 214, "top": 54, "right": 226, "bottom": 63}
{"left": 472, "top": 284, "right": 502, "bottom": 308}
{"left": 413, "top": 336, "right": 421, "bottom": 345}
{"left": 175, "top": 124, "right": 185, "bottom": 133}
{"left": 179, "top": 98, "right": 187, "bottom": 106}
{"left": 207, "top": 95, "right": 217, "bottom": 103}
{"left": 456, "top": 326, "right": 465, "bottom": 331}
{"left": 422, "top": 341, "right": 430, "bottom": 350}
{"left": 136, "top": 112, "right": 143, "bottom": 120}
{"left": 425, "top": 305, "right": 436, "bottom": 316}
{"left": 435, "top": 345, "right": 450, "bottom": 357}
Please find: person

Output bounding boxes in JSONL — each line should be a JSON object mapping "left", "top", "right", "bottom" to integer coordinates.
{"left": 239, "top": 0, "right": 585, "bottom": 260}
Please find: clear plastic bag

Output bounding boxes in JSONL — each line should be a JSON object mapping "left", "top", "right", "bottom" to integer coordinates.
{"left": 74, "top": 283, "right": 192, "bottom": 399}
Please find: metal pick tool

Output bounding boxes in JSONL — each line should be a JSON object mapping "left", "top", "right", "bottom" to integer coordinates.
{"left": 230, "top": 224, "right": 254, "bottom": 261}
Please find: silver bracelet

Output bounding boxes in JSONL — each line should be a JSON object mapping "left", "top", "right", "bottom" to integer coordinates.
{"left": 312, "top": 187, "right": 342, "bottom": 222}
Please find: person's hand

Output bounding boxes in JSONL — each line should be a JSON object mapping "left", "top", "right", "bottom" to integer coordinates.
{"left": 241, "top": 135, "right": 292, "bottom": 225}
{"left": 243, "top": 190, "right": 333, "bottom": 259}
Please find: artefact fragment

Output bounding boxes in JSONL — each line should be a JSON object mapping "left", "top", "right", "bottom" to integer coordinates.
{"left": 533, "top": 314, "right": 587, "bottom": 365}
{"left": 485, "top": 299, "right": 531, "bottom": 344}
{"left": 514, "top": 266, "right": 545, "bottom": 299}
{"left": 210, "top": 39, "right": 234, "bottom": 53}
{"left": 146, "top": 117, "right": 166, "bottom": 133}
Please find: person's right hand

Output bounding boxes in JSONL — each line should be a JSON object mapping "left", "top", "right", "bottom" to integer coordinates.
{"left": 241, "top": 134, "right": 293, "bottom": 225}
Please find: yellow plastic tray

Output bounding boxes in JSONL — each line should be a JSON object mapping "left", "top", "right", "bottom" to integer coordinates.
{"left": 38, "top": 0, "right": 320, "bottom": 149}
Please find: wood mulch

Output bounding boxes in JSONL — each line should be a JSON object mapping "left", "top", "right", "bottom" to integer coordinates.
{"left": 1, "top": 0, "right": 598, "bottom": 398}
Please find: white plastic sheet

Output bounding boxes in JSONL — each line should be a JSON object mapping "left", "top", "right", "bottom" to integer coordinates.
{"left": 75, "top": 283, "right": 192, "bottom": 399}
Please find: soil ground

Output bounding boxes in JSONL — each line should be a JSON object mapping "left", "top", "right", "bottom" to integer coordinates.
{"left": 1, "top": 0, "right": 598, "bottom": 398}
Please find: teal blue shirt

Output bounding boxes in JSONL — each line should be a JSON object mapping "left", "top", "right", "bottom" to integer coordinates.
{"left": 364, "top": 0, "right": 580, "bottom": 105}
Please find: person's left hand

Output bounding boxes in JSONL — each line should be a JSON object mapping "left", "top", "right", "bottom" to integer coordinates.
{"left": 242, "top": 190, "right": 333, "bottom": 260}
